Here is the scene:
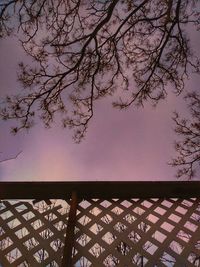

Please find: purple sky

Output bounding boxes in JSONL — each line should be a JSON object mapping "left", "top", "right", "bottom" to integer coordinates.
{"left": 0, "top": 31, "right": 199, "bottom": 181}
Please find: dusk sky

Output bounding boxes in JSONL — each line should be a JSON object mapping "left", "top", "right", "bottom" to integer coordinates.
{"left": 0, "top": 6, "right": 199, "bottom": 182}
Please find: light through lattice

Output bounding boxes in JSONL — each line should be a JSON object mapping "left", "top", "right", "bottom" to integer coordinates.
{"left": 0, "top": 200, "right": 70, "bottom": 266}
{"left": 73, "top": 198, "right": 200, "bottom": 266}
{"left": 0, "top": 197, "right": 200, "bottom": 266}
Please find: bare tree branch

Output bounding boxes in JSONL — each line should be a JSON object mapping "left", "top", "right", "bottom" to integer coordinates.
{"left": 169, "top": 91, "right": 200, "bottom": 180}
{"left": 0, "top": 151, "right": 22, "bottom": 163}
{"left": 0, "top": 0, "right": 199, "bottom": 142}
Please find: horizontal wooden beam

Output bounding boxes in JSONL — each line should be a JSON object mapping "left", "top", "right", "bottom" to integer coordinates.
{"left": 0, "top": 181, "right": 200, "bottom": 199}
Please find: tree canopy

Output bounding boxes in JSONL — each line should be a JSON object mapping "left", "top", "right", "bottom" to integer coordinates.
{"left": 0, "top": 0, "right": 199, "bottom": 142}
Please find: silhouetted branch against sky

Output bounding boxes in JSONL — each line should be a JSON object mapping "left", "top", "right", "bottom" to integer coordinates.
{"left": 0, "top": 0, "right": 199, "bottom": 142}
{"left": 0, "top": 150, "right": 22, "bottom": 163}
{"left": 170, "top": 92, "right": 200, "bottom": 180}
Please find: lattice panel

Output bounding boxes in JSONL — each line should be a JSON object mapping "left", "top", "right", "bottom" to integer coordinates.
{"left": 73, "top": 198, "right": 200, "bottom": 267}
{"left": 1, "top": 198, "right": 200, "bottom": 266}
{"left": 0, "top": 200, "right": 70, "bottom": 266}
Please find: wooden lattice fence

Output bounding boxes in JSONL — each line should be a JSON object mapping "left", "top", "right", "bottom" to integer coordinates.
{"left": 0, "top": 181, "right": 200, "bottom": 266}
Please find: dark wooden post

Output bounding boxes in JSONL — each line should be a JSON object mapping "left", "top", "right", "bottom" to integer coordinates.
{"left": 141, "top": 255, "right": 144, "bottom": 267}
{"left": 61, "top": 191, "right": 78, "bottom": 267}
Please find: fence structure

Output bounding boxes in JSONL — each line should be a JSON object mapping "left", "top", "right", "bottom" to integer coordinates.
{"left": 0, "top": 181, "right": 200, "bottom": 267}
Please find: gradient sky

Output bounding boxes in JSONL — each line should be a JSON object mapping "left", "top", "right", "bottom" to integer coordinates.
{"left": 0, "top": 26, "right": 199, "bottom": 181}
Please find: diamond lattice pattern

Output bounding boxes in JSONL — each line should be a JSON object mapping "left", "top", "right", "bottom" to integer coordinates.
{"left": 0, "top": 200, "right": 70, "bottom": 266}
{"left": 0, "top": 198, "right": 200, "bottom": 266}
{"left": 73, "top": 198, "right": 200, "bottom": 267}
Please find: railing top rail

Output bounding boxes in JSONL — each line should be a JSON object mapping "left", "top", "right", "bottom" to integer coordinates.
{"left": 0, "top": 181, "right": 200, "bottom": 199}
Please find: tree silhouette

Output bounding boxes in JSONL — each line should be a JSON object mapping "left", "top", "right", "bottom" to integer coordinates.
{"left": 170, "top": 92, "right": 200, "bottom": 180}
{"left": 0, "top": 0, "right": 199, "bottom": 142}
